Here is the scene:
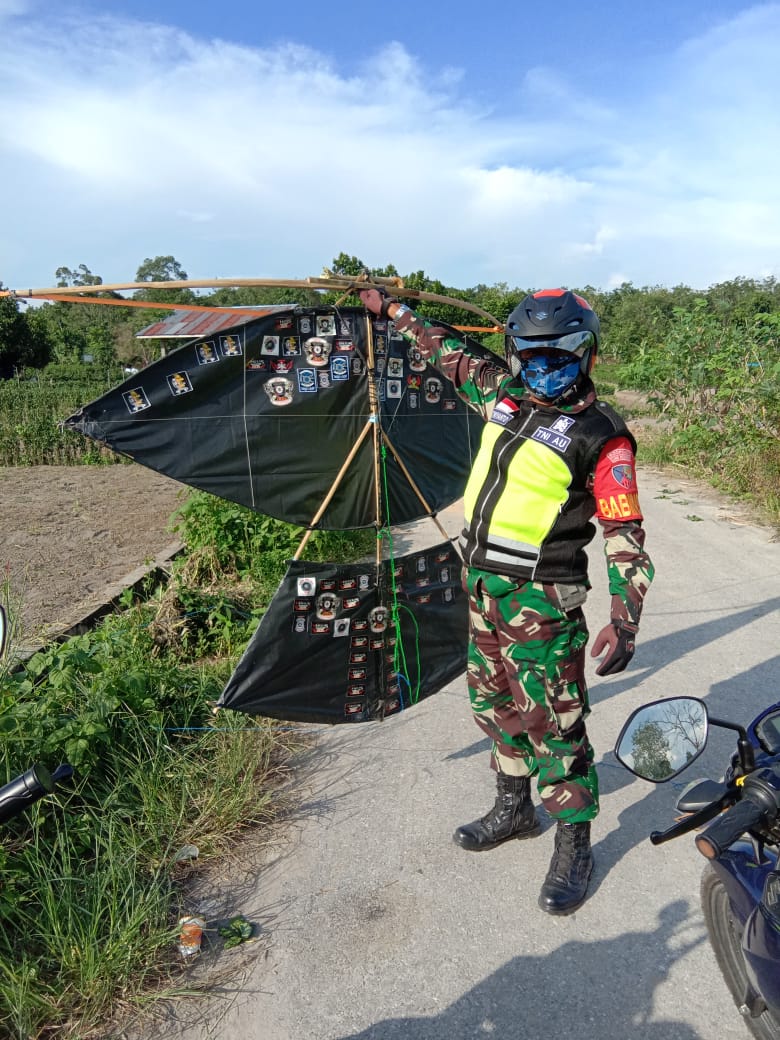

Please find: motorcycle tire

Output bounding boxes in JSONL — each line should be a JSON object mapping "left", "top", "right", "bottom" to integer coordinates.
{"left": 700, "top": 865, "right": 780, "bottom": 1040}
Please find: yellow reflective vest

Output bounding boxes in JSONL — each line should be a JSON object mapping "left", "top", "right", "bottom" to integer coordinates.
{"left": 460, "top": 389, "right": 634, "bottom": 584}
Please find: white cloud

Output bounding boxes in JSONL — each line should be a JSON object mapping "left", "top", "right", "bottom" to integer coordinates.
{"left": 1, "top": 6, "right": 780, "bottom": 291}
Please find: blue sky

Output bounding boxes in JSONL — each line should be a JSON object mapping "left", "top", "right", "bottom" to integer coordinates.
{"left": 1, "top": 0, "right": 779, "bottom": 293}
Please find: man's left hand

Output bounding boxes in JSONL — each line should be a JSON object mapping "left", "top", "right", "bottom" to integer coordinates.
{"left": 591, "top": 621, "right": 636, "bottom": 676}
{"left": 358, "top": 287, "right": 397, "bottom": 319}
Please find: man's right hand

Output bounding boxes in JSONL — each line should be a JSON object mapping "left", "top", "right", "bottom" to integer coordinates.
{"left": 358, "top": 286, "right": 397, "bottom": 319}
{"left": 591, "top": 620, "right": 636, "bottom": 676}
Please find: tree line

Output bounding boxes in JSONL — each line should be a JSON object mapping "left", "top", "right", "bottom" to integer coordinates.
{"left": 3, "top": 250, "right": 780, "bottom": 380}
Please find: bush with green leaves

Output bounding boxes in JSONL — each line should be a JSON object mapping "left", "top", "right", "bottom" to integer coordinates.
{"left": 616, "top": 298, "right": 780, "bottom": 521}
{"left": 169, "top": 490, "right": 375, "bottom": 591}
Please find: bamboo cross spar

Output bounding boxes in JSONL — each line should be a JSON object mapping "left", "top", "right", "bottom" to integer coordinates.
{"left": 0, "top": 274, "right": 504, "bottom": 332}
{"left": 290, "top": 312, "right": 461, "bottom": 563}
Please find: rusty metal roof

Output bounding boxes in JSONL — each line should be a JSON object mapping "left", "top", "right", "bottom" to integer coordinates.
{"left": 135, "top": 305, "right": 294, "bottom": 339}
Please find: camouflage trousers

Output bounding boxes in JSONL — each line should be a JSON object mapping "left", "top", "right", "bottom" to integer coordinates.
{"left": 464, "top": 571, "right": 599, "bottom": 823}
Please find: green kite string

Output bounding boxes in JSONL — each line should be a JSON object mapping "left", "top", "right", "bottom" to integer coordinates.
{"left": 378, "top": 442, "right": 422, "bottom": 707}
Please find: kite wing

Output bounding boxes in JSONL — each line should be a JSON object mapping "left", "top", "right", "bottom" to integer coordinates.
{"left": 217, "top": 540, "right": 467, "bottom": 723}
{"left": 64, "top": 306, "right": 495, "bottom": 529}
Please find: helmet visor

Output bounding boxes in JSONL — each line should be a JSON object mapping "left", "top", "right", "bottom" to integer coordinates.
{"left": 509, "top": 329, "right": 596, "bottom": 358}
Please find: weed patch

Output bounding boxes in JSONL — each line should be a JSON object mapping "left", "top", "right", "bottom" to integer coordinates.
{"left": 0, "top": 494, "right": 369, "bottom": 1038}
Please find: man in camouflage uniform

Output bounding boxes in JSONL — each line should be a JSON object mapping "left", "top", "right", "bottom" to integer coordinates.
{"left": 359, "top": 285, "right": 654, "bottom": 914}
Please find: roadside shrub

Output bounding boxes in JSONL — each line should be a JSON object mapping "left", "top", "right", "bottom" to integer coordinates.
{"left": 614, "top": 300, "right": 779, "bottom": 525}
{"left": 0, "top": 595, "right": 297, "bottom": 1039}
{"left": 169, "top": 491, "right": 375, "bottom": 604}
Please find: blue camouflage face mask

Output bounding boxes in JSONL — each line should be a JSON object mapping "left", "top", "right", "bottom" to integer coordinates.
{"left": 517, "top": 350, "right": 582, "bottom": 401}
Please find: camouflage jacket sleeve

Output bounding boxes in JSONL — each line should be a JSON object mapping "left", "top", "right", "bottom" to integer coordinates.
{"left": 599, "top": 519, "right": 655, "bottom": 629}
{"left": 392, "top": 309, "right": 506, "bottom": 421}
{"left": 592, "top": 436, "right": 654, "bottom": 629}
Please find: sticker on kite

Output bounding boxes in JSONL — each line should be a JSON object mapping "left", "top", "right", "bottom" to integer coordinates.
{"left": 167, "top": 372, "right": 193, "bottom": 397}
{"left": 196, "top": 342, "right": 219, "bottom": 365}
{"left": 220, "top": 335, "right": 242, "bottom": 357}
{"left": 304, "top": 337, "right": 332, "bottom": 367}
{"left": 264, "top": 377, "right": 294, "bottom": 407}
{"left": 123, "top": 388, "right": 150, "bottom": 413}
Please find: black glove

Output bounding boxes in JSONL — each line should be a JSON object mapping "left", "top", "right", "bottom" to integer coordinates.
{"left": 590, "top": 620, "right": 637, "bottom": 676}
{"left": 358, "top": 286, "right": 397, "bottom": 319}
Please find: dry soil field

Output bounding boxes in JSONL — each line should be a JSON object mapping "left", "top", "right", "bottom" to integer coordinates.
{"left": 0, "top": 464, "right": 186, "bottom": 649}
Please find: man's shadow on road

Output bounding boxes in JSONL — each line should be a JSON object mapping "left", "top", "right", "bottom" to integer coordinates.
{"left": 338, "top": 900, "right": 708, "bottom": 1040}
{"left": 587, "top": 596, "right": 780, "bottom": 710}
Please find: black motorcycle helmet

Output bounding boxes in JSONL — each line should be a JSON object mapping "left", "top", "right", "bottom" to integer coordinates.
{"left": 505, "top": 289, "right": 600, "bottom": 402}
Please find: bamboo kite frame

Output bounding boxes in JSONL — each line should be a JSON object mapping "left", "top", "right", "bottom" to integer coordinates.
{"left": 0, "top": 274, "right": 504, "bottom": 331}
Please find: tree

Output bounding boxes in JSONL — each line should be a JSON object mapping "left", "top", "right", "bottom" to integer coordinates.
{"left": 127, "top": 255, "right": 195, "bottom": 361}
{"left": 326, "top": 254, "right": 399, "bottom": 281}
{"left": 205, "top": 284, "right": 320, "bottom": 309}
{"left": 135, "top": 256, "right": 188, "bottom": 283}
{"left": 27, "top": 303, "right": 87, "bottom": 366}
{"left": 327, "top": 253, "right": 367, "bottom": 278}
{"left": 0, "top": 288, "right": 50, "bottom": 377}
{"left": 36, "top": 262, "right": 126, "bottom": 369}
{"left": 629, "top": 721, "right": 673, "bottom": 780}
{"left": 133, "top": 255, "right": 195, "bottom": 306}
{"left": 55, "top": 264, "right": 103, "bottom": 288}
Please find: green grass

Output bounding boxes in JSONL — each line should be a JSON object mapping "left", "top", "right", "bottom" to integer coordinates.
{"left": 0, "top": 369, "right": 122, "bottom": 466}
{"left": 0, "top": 496, "right": 370, "bottom": 1039}
{"left": 0, "top": 719, "right": 294, "bottom": 1038}
{"left": 630, "top": 424, "right": 780, "bottom": 529}
{"left": 0, "top": 656, "right": 296, "bottom": 1038}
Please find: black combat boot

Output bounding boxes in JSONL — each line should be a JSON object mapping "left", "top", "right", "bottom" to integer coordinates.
{"left": 538, "top": 820, "right": 594, "bottom": 915}
{"left": 453, "top": 773, "right": 540, "bottom": 851}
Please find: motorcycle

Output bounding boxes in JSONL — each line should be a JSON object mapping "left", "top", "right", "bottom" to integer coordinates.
{"left": 0, "top": 603, "right": 73, "bottom": 824}
{"left": 615, "top": 696, "right": 780, "bottom": 1040}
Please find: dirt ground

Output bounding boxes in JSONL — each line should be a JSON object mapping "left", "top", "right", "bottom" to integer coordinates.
{"left": 0, "top": 465, "right": 187, "bottom": 650}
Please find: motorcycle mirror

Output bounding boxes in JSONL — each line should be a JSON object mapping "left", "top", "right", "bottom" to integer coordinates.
{"left": 615, "top": 697, "right": 709, "bottom": 782}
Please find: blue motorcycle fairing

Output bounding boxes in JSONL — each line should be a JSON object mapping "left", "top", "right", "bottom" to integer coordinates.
{"left": 711, "top": 842, "right": 780, "bottom": 1018}
{"left": 743, "top": 901, "right": 780, "bottom": 1017}
{"left": 710, "top": 842, "right": 773, "bottom": 926}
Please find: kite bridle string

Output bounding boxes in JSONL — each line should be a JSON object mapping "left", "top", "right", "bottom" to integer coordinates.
{"left": 378, "top": 443, "right": 422, "bottom": 708}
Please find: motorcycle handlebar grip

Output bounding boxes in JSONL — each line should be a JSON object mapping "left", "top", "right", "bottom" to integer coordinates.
{"left": 694, "top": 796, "right": 767, "bottom": 859}
{"left": 0, "top": 764, "right": 55, "bottom": 825}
